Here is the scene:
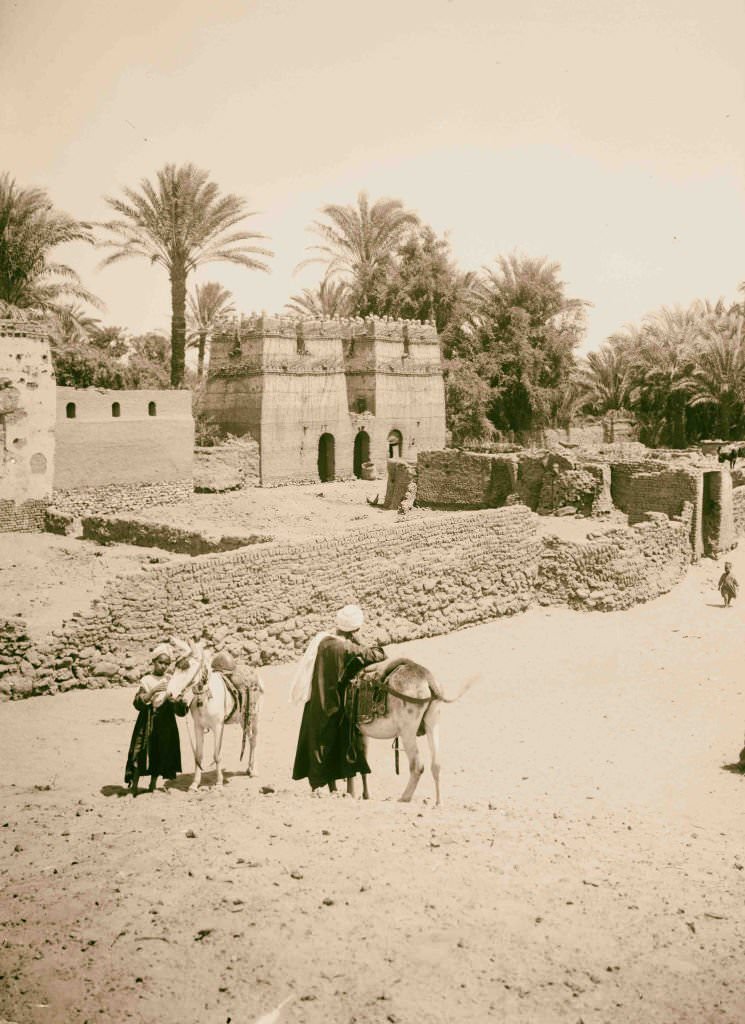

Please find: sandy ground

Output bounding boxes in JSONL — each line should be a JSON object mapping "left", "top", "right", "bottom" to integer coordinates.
{"left": 0, "top": 535, "right": 185, "bottom": 637}
{"left": 2, "top": 544, "right": 745, "bottom": 1024}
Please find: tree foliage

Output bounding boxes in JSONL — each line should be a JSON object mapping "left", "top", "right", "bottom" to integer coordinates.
{"left": 187, "top": 281, "right": 235, "bottom": 380}
{"left": 0, "top": 173, "right": 97, "bottom": 316}
{"left": 99, "top": 163, "right": 272, "bottom": 387}
{"left": 445, "top": 254, "right": 588, "bottom": 438}
{"left": 301, "top": 191, "right": 419, "bottom": 316}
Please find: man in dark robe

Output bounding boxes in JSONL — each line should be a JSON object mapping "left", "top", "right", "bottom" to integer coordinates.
{"left": 292, "top": 604, "right": 385, "bottom": 793}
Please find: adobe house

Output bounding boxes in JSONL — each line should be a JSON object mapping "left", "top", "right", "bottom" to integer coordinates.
{"left": 0, "top": 320, "right": 194, "bottom": 530}
{"left": 203, "top": 313, "right": 447, "bottom": 485}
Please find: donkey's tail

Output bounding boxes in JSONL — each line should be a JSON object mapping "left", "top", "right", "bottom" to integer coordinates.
{"left": 437, "top": 672, "right": 480, "bottom": 703}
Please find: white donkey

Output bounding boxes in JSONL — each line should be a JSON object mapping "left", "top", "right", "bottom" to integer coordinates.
{"left": 166, "top": 641, "right": 262, "bottom": 790}
{"left": 347, "top": 658, "right": 476, "bottom": 806}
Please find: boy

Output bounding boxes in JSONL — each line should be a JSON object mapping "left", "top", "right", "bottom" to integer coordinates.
{"left": 718, "top": 561, "right": 738, "bottom": 607}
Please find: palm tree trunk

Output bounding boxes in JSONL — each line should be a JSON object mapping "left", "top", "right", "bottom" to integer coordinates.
{"left": 197, "top": 331, "right": 207, "bottom": 380}
{"left": 170, "top": 266, "right": 187, "bottom": 388}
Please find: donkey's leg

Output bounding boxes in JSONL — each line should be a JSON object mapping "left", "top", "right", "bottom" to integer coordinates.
{"left": 247, "top": 701, "right": 259, "bottom": 777}
{"left": 346, "top": 774, "right": 357, "bottom": 798}
{"left": 214, "top": 725, "right": 224, "bottom": 789}
{"left": 361, "top": 772, "right": 370, "bottom": 800}
{"left": 189, "top": 716, "right": 203, "bottom": 792}
{"left": 398, "top": 727, "right": 424, "bottom": 803}
{"left": 425, "top": 713, "right": 442, "bottom": 807}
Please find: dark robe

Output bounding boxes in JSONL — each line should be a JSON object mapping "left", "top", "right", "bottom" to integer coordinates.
{"left": 124, "top": 681, "right": 182, "bottom": 784}
{"left": 292, "top": 635, "right": 385, "bottom": 789}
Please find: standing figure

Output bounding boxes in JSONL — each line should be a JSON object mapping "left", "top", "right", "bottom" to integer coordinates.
{"left": 718, "top": 561, "right": 739, "bottom": 608}
{"left": 124, "top": 643, "right": 182, "bottom": 795}
{"left": 291, "top": 605, "right": 385, "bottom": 795}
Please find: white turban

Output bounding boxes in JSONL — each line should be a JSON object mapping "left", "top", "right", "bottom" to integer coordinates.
{"left": 335, "top": 604, "right": 364, "bottom": 633}
{"left": 151, "top": 643, "right": 173, "bottom": 662}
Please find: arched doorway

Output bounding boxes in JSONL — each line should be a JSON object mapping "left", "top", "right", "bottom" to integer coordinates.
{"left": 318, "top": 433, "right": 335, "bottom": 482}
{"left": 353, "top": 430, "right": 370, "bottom": 478}
{"left": 387, "top": 429, "right": 403, "bottom": 459}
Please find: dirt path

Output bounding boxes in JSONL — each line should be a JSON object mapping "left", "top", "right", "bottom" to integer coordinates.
{"left": 2, "top": 550, "right": 745, "bottom": 1023}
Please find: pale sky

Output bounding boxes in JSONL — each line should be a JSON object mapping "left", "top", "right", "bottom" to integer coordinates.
{"left": 2, "top": 0, "right": 743, "bottom": 352}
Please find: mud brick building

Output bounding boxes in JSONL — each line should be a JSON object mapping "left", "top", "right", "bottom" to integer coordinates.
{"left": 0, "top": 320, "right": 194, "bottom": 529}
{"left": 203, "top": 313, "right": 446, "bottom": 485}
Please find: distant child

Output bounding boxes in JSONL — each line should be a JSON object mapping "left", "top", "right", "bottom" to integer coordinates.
{"left": 718, "top": 561, "right": 739, "bottom": 608}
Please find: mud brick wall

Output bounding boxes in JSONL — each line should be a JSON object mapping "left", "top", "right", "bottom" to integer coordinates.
{"left": 702, "top": 470, "right": 735, "bottom": 557}
{"left": 612, "top": 463, "right": 703, "bottom": 556}
{"left": 382, "top": 459, "right": 416, "bottom": 510}
{"left": 733, "top": 486, "right": 745, "bottom": 535}
{"left": 1, "top": 502, "right": 704, "bottom": 700}
{"left": 416, "top": 450, "right": 517, "bottom": 507}
{"left": 0, "top": 498, "right": 49, "bottom": 533}
{"left": 51, "top": 481, "right": 193, "bottom": 517}
{"left": 537, "top": 509, "right": 693, "bottom": 611}
{"left": 80, "top": 514, "right": 272, "bottom": 556}
{"left": 0, "top": 507, "right": 542, "bottom": 698}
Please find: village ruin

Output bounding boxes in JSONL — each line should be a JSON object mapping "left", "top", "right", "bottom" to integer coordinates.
{"left": 1, "top": 315, "right": 744, "bottom": 701}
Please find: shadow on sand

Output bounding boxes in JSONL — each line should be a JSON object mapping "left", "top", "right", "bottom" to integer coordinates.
{"left": 100, "top": 770, "right": 250, "bottom": 798}
{"left": 720, "top": 761, "right": 745, "bottom": 775}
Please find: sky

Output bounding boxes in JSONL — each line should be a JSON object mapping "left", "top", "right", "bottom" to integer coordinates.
{"left": 1, "top": 0, "right": 743, "bottom": 352}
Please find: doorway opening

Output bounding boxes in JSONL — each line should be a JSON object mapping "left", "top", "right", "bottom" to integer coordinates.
{"left": 318, "top": 433, "right": 336, "bottom": 482}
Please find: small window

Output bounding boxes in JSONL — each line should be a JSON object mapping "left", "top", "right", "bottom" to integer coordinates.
{"left": 65, "top": 402, "right": 76, "bottom": 419}
{"left": 111, "top": 402, "right": 121, "bottom": 418}
{"left": 148, "top": 401, "right": 157, "bottom": 417}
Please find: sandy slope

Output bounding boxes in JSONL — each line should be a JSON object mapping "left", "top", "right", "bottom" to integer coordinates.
{"left": 2, "top": 549, "right": 745, "bottom": 1024}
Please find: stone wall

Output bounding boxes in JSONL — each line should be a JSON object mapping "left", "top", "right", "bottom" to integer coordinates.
{"left": 1, "top": 502, "right": 699, "bottom": 700}
{"left": 416, "top": 450, "right": 518, "bottom": 507}
{"left": 382, "top": 459, "right": 417, "bottom": 511}
{"left": 80, "top": 514, "right": 272, "bottom": 555}
{"left": 537, "top": 509, "right": 692, "bottom": 611}
{"left": 733, "top": 486, "right": 745, "bottom": 535}
{"left": 416, "top": 449, "right": 608, "bottom": 515}
{"left": 194, "top": 437, "right": 260, "bottom": 492}
{"left": 51, "top": 480, "right": 193, "bottom": 517}
{"left": 54, "top": 387, "right": 194, "bottom": 491}
{"left": 612, "top": 464, "right": 703, "bottom": 556}
{"left": 0, "top": 498, "right": 49, "bottom": 532}
{"left": 0, "top": 321, "right": 56, "bottom": 531}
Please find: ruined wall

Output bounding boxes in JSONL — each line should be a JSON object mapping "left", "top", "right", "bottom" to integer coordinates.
{"left": 0, "top": 506, "right": 542, "bottom": 697}
{"left": 51, "top": 481, "right": 192, "bottom": 517}
{"left": 416, "top": 449, "right": 517, "bottom": 507}
{"left": 537, "top": 509, "right": 692, "bottom": 612}
{"left": 613, "top": 464, "right": 703, "bottom": 557}
{"left": 703, "top": 470, "right": 735, "bottom": 557}
{"left": 54, "top": 387, "right": 193, "bottom": 492}
{"left": 0, "top": 321, "right": 56, "bottom": 531}
{"left": 2, "top": 499, "right": 701, "bottom": 700}
{"left": 733, "top": 486, "right": 745, "bottom": 535}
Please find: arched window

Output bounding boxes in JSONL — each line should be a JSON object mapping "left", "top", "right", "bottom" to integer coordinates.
{"left": 387, "top": 429, "right": 403, "bottom": 459}
{"left": 65, "top": 402, "right": 76, "bottom": 419}
{"left": 148, "top": 401, "right": 157, "bottom": 417}
{"left": 111, "top": 401, "right": 121, "bottom": 418}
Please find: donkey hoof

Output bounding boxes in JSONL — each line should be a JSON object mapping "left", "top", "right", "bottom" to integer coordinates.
{"left": 188, "top": 784, "right": 198, "bottom": 793}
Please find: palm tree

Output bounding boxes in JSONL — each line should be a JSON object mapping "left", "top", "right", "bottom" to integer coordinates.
{"left": 682, "top": 312, "right": 745, "bottom": 438}
{"left": 0, "top": 173, "right": 96, "bottom": 316}
{"left": 285, "top": 275, "right": 352, "bottom": 318}
{"left": 301, "top": 191, "right": 419, "bottom": 316}
{"left": 98, "top": 163, "right": 273, "bottom": 387}
{"left": 631, "top": 305, "right": 703, "bottom": 447}
{"left": 187, "top": 281, "right": 234, "bottom": 380}
{"left": 574, "top": 344, "right": 634, "bottom": 414}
